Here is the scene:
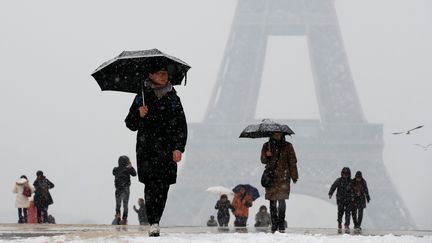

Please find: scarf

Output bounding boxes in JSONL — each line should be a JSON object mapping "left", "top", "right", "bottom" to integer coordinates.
{"left": 145, "top": 80, "right": 173, "bottom": 99}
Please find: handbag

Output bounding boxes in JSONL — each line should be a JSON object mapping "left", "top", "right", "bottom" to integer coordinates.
{"left": 261, "top": 168, "right": 275, "bottom": 188}
{"left": 23, "top": 186, "right": 31, "bottom": 197}
{"left": 261, "top": 145, "right": 280, "bottom": 188}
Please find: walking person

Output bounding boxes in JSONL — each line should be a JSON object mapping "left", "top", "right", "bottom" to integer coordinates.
{"left": 329, "top": 167, "right": 354, "bottom": 233}
{"left": 125, "top": 61, "right": 187, "bottom": 237}
{"left": 214, "top": 194, "right": 232, "bottom": 227}
{"left": 260, "top": 132, "right": 298, "bottom": 233}
{"left": 232, "top": 186, "right": 253, "bottom": 227}
{"left": 33, "top": 171, "right": 54, "bottom": 224}
{"left": 133, "top": 198, "right": 148, "bottom": 225}
{"left": 352, "top": 171, "right": 370, "bottom": 232}
{"left": 12, "top": 175, "right": 35, "bottom": 223}
{"left": 112, "top": 155, "right": 137, "bottom": 225}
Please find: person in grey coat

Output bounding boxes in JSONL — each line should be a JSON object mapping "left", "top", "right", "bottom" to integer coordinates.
{"left": 254, "top": 205, "right": 271, "bottom": 227}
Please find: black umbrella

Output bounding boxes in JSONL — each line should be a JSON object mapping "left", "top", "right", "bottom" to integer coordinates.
{"left": 91, "top": 49, "right": 191, "bottom": 104}
{"left": 239, "top": 119, "right": 295, "bottom": 138}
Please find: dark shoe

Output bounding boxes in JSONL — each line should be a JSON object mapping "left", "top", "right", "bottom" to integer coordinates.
{"left": 278, "top": 224, "right": 285, "bottom": 233}
{"left": 120, "top": 219, "right": 128, "bottom": 225}
{"left": 112, "top": 213, "right": 121, "bottom": 225}
{"left": 271, "top": 223, "right": 278, "bottom": 233}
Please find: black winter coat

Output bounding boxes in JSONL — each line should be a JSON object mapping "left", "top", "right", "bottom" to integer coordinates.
{"left": 215, "top": 200, "right": 232, "bottom": 218}
{"left": 329, "top": 177, "right": 354, "bottom": 205}
{"left": 353, "top": 178, "right": 370, "bottom": 209}
{"left": 125, "top": 86, "right": 187, "bottom": 184}
{"left": 33, "top": 177, "right": 54, "bottom": 208}
{"left": 113, "top": 161, "right": 137, "bottom": 189}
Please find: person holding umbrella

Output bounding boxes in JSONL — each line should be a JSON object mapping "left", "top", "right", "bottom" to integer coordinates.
{"left": 231, "top": 184, "right": 259, "bottom": 227}
{"left": 124, "top": 60, "right": 188, "bottom": 237}
{"left": 92, "top": 49, "right": 190, "bottom": 237}
{"left": 260, "top": 132, "right": 298, "bottom": 233}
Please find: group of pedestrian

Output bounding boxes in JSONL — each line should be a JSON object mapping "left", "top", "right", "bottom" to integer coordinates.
{"left": 209, "top": 204, "right": 271, "bottom": 228}
{"left": 12, "top": 171, "right": 55, "bottom": 224}
{"left": 329, "top": 167, "right": 370, "bottom": 233}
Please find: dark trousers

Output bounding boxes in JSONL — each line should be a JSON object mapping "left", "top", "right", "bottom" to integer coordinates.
{"left": 217, "top": 214, "right": 230, "bottom": 227}
{"left": 352, "top": 207, "right": 364, "bottom": 228}
{"left": 270, "top": 200, "right": 286, "bottom": 230}
{"left": 234, "top": 216, "right": 248, "bottom": 227}
{"left": 144, "top": 179, "right": 170, "bottom": 225}
{"left": 36, "top": 205, "right": 48, "bottom": 223}
{"left": 337, "top": 203, "right": 351, "bottom": 226}
{"left": 18, "top": 208, "right": 28, "bottom": 223}
{"left": 115, "top": 187, "right": 130, "bottom": 219}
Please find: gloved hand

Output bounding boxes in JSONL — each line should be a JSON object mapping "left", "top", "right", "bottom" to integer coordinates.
{"left": 292, "top": 179, "right": 297, "bottom": 184}
{"left": 328, "top": 194, "right": 332, "bottom": 199}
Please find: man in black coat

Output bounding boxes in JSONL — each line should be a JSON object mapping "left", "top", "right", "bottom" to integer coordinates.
{"left": 125, "top": 61, "right": 187, "bottom": 237}
{"left": 112, "top": 155, "right": 136, "bottom": 225}
{"left": 33, "top": 170, "right": 54, "bottom": 224}
{"left": 329, "top": 167, "right": 354, "bottom": 233}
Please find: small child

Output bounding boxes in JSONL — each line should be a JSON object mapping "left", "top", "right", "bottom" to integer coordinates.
{"left": 207, "top": 215, "right": 218, "bottom": 227}
{"left": 112, "top": 155, "right": 137, "bottom": 225}
{"left": 133, "top": 198, "right": 148, "bottom": 225}
{"left": 254, "top": 205, "right": 271, "bottom": 227}
{"left": 329, "top": 167, "right": 354, "bottom": 233}
{"left": 352, "top": 171, "right": 370, "bottom": 232}
{"left": 214, "top": 194, "right": 232, "bottom": 227}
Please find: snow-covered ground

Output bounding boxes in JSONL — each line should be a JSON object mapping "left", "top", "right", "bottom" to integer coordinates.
{"left": 2, "top": 232, "right": 431, "bottom": 243}
{"left": 1, "top": 224, "right": 431, "bottom": 243}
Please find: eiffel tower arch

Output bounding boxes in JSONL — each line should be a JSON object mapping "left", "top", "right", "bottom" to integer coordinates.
{"left": 165, "top": 0, "right": 415, "bottom": 229}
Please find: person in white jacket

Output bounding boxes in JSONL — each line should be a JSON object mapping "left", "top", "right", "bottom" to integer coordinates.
{"left": 12, "top": 175, "right": 35, "bottom": 223}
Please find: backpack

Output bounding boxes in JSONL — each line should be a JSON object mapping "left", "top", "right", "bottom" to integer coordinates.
{"left": 23, "top": 186, "right": 31, "bottom": 197}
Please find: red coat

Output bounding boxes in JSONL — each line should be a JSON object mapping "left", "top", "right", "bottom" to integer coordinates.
{"left": 232, "top": 193, "right": 253, "bottom": 217}
{"left": 27, "top": 200, "right": 38, "bottom": 224}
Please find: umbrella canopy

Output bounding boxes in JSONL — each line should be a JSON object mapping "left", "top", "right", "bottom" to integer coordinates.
{"left": 206, "top": 186, "right": 233, "bottom": 196}
{"left": 239, "top": 119, "right": 295, "bottom": 138}
{"left": 232, "top": 184, "right": 260, "bottom": 201}
{"left": 91, "top": 48, "right": 191, "bottom": 94}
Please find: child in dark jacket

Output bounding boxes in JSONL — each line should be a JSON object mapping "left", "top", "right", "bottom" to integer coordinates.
{"left": 215, "top": 194, "right": 232, "bottom": 227}
{"left": 329, "top": 167, "right": 354, "bottom": 233}
{"left": 352, "top": 171, "right": 370, "bottom": 231}
{"left": 133, "top": 198, "right": 148, "bottom": 225}
{"left": 113, "top": 155, "right": 137, "bottom": 225}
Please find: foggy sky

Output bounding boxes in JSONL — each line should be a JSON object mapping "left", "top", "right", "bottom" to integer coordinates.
{"left": 0, "top": 0, "right": 431, "bottom": 229}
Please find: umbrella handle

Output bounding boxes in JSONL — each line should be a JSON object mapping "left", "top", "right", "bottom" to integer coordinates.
{"left": 141, "top": 79, "right": 146, "bottom": 106}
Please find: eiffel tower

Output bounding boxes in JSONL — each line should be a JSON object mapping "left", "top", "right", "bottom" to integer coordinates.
{"left": 165, "top": 0, "right": 415, "bottom": 229}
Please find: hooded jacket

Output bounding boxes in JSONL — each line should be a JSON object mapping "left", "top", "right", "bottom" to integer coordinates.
{"left": 328, "top": 167, "right": 354, "bottom": 205}
{"left": 353, "top": 171, "right": 371, "bottom": 208}
{"left": 12, "top": 178, "right": 35, "bottom": 208}
{"left": 113, "top": 156, "right": 137, "bottom": 189}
